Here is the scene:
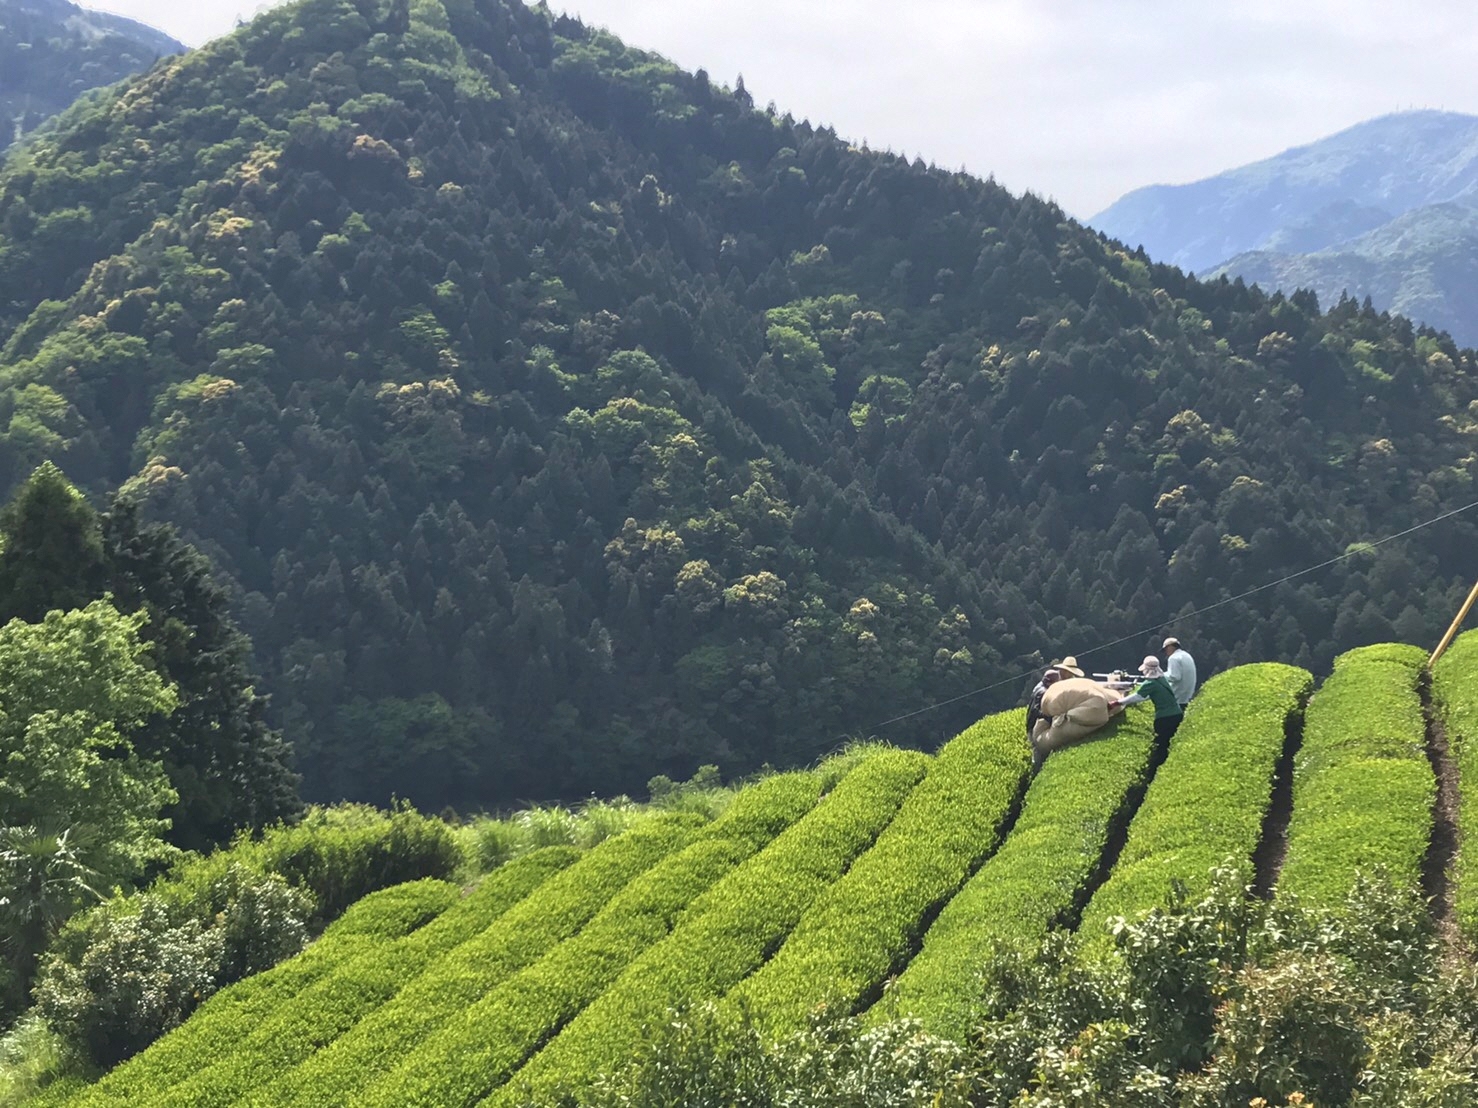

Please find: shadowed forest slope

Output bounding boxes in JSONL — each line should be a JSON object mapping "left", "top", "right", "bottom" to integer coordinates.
{"left": 0, "top": 0, "right": 1474, "bottom": 807}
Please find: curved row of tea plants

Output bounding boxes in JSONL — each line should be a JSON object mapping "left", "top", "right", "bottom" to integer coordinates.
{"left": 1434, "top": 628, "right": 1478, "bottom": 945}
{"left": 486, "top": 748, "right": 934, "bottom": 1106}
{"left": 55, "top": 863, "right": 558, "bottom": 1108}
{"left": 251, "top": 771, "right": 824, "bottom": 1108}
{"left": 880, "top": 708, "right": 1157, "bottom": 1039}
{"left": 1277, "top": 644, "right": 1432, "bottom": 907}
{"left": 718, "top": 712, "right": 1032, "bottom": 1038}
{"left": 1077, "top": 663, "right": 1313, "bottom": 943}
{"left": 118, "top": 815, "right": 688, "bottom": 1108}
{"left": 144, "top": 817, "right": 698, "bottom": 1108}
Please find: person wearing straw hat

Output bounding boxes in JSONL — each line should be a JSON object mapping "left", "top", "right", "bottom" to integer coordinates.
{"left": 1109, "top": 655, "right": 1184, "bottom": 743}
{"left": 1050, "top": 655, "right": 1085, "bottom": 679}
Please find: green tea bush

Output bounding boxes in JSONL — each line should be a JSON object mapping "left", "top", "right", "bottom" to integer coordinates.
{"left": 881, "top": 709, "right": 1155, "bottom": 1039}
{"left": 1278, "top": 644, "right": 1432, "bottom": 906}
{"left": 1078, "top": 663, "right": 1312, "bottom": 943}
{"left": 576, "top": 1003, "right": 973, "bottom": 1108}
{"left": 54, "top": 865, "right": 551, "bottom": 1107}
{"left": 492, "top": 750, "right": 931, "bottom": 1106}
{"left": 721, "top": 713, "right": 1032, "bottom": 1038}
{"left": 315, "top": 874, "right": 462, "bottom": 940}
{"left": 1432, "top": 628, "right": 1478, "bottom": 945}
{"left": 152, "top": 821, "right": 698, "bottom": 1107}
{"left": 537, "top": 869, "right": 1478, "bottom": 1106}
{"left": 341, "top": 772, "right": 826, "bottom": 1108}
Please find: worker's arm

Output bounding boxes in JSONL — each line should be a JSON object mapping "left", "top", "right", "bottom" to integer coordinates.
{"left": 1114, "top": 692, "right": 1147, "bottom": 708}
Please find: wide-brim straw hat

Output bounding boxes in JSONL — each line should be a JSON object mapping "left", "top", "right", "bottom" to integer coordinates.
{"left": 1051, "top": 655, "right": 1085, "bottom": 678}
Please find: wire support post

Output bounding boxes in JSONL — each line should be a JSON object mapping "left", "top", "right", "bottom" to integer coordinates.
{"left": 1430, "top": 579, "right": 1478, "bottom": 668}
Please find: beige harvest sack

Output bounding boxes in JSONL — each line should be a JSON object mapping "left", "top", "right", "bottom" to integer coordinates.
{"left": 1031, "top": 677, "right": 1117, "bottom": 755}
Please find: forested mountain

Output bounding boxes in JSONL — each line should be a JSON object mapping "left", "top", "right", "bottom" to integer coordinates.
{"left": 0, "top": 0, "right": 1474, "bottom": 811}
{"left": 0, "top": 0, "right": 181, "bottom": 155}
{"left": 1092, "top": 111, "right": 1478, "bottom": 344}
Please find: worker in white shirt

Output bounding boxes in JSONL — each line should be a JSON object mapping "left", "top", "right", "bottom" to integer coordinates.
{"left": 1162, "top": 636, "right": 1197, "bottom": 709}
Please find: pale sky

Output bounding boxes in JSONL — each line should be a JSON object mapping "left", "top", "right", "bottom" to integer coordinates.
{"left": 84, "top": 0, "right": 1478, "bottom": 217}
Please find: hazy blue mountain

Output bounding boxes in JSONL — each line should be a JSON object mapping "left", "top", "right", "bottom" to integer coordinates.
{"left": 0, "top": 0, "right": 182, "bottom": 154}
{"left": 1209, "top": 201, "right": 1478, "bottom": 345}
{"left": 1091, "top": 111, "right": 1478, "bottom": 274}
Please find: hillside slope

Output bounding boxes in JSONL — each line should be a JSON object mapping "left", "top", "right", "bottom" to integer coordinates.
{"left": 0, "top": 0, "right": 181, "bottom": 154}
{"left": 0, "top": 0, "right": 1475, "bottom": 808}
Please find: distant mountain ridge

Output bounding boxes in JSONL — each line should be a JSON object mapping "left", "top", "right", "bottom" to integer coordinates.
{"left": 0, "top": 0, "right": 182, "bottom": 154}
{"left": 1211, "top": 201, "right": 1478, "bottom": 345}
{"left": 1091, "top": 110, "right": 1478, "bottom": 345}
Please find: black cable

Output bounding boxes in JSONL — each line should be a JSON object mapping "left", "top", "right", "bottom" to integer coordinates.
{"left": 862, "top": 495, "right": 1478, "bottom": 732}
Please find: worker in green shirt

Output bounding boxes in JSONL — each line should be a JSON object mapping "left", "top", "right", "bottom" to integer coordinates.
{"left": 1109, "top": 655, "right": 1184, "bottom": 743}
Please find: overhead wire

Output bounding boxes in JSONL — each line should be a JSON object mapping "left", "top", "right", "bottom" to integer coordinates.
{"left": 862, "top": 493, "right": 1478, "bottom": 733}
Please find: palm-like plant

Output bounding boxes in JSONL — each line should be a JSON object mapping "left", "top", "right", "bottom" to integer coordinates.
{"left": 0, "top": 824, "right": 101, "bottom": 1007}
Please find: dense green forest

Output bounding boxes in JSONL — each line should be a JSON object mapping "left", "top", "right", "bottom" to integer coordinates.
{"left": 0, "top": 0, "right": 1474, "bottom": 810}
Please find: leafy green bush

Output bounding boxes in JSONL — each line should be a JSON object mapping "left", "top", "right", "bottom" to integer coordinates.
{"left": 25, "top": 804, "right": 460, "bottom": 1073}
{"left": 1432, "top": 628, "right": 1478, "bottom": 945}
{"left": 881, "top": 708, "right": 1155, "bottom": 1038}
{"left": 969, "top": 869, "right": 1466, "bottom": 1106}
{"left": 34, "top": 896, "right": 222, "bottom": 1069}
{"left": 53, "top": 869, "right": 534, "bottom": 1107}
{"left": 32, "top": 866, "right": 309, "bottom": 1070}
{"left": 171, "top": 803, "right": 462, "bottom": 927}
{"left": 720, "top": 712, "right": 1032, "bottom": 1038}
{"left": 466, "top": 797, "right": 648, "bottom": 871}
{"left": 492, "top": 749, "right": 932, "bottom": 1106}
{"left": 149, "top": 820, "right": 700, "bottom": 1107}
{"left": 330, "top": 772, "right": 825, "bottom": 1108}
{"left": 209, "top": 865, "right": 312, "bottom": 983}
{"left": 1278, "top": 644, "right": 1432, "bottom": 906}
{"left": 1078, "top": 663, "right": 1312, "bottom": 943}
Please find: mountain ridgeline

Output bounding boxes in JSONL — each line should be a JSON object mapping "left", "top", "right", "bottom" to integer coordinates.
{"left": 0, "top": 0, "right": 1474, "bottom": 810}
{"left": 0, "top": 0, "right": 182, "bottom": 155}
{"left": 1092, "top": 111, "right": 1478, "bottom": 346}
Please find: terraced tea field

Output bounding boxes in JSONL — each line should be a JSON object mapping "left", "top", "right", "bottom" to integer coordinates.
{"left": 41, "top": 634, "right": 1476, "bottom": 1107}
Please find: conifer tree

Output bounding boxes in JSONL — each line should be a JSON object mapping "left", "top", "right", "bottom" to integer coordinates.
{"left": 0, "top": 469, "right": 301, "bottom": 851}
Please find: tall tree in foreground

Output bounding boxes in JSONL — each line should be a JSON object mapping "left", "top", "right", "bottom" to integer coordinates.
{"left": 0, "top": 466, "right": 301, "bottom": 851}
{"left": 0, "top": 600, "right": 179, "bottom": 1013}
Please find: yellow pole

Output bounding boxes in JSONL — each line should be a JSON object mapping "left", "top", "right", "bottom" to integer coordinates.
{"left": 1430, "top": 579, "right": 1478, "bottom": 667}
